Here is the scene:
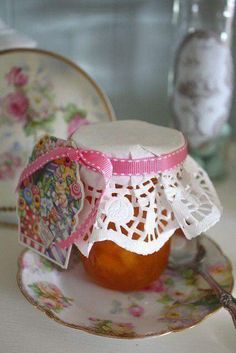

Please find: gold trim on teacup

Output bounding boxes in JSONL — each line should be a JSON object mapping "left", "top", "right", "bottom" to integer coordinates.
{"left": 0, "top": 47, "right": 116, "bottom": 122}
{"left": 16, "top": 236, "right": 234, "bottom": 339}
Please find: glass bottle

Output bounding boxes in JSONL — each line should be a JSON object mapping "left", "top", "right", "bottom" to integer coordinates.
{"left": 170, "top": 0, "right": 235, "bottom": 179}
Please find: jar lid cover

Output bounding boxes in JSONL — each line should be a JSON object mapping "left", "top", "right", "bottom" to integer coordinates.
{"left": 73, "top": 120, "right": 185, "bottom": 158}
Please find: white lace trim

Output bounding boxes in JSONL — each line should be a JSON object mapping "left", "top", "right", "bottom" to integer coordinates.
{"left": 75, "top": 156, "right": 222, "bottom": 257}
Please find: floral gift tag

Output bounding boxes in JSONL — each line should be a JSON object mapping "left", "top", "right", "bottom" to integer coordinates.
{"left": 18, "top": 136, "right": 84, "bottom": 268}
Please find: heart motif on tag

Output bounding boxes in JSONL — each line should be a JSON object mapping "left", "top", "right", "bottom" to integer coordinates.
{"left": 18, "top": 135, "right": 84, "bottom": 268}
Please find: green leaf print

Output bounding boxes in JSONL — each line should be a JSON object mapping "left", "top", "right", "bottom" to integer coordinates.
{"left": 28, "top": 283, "right": 43, "bottom": 297}
{"left": 194, "top": 294, "right": 219, "bottom": 308}
{"left": 165, "top": 277, "right": 174, "bottom": 286}
{"left": 24, "top": 116, "right": 55, "bottom": 136}
{"left": 63, "top": 103, "right": 87, "bottom": 123}
{"left": 157, "top": 294, "right": 173, "bottom": 304}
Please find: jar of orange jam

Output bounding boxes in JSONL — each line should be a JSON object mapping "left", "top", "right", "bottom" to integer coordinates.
{"left": 81, "top": 240, "right": 171, "bottom": 291}
{"left": 17, "top": 120, "right": 222, "bottom": 291}
{"left": 72, "top": 120, "right": 189, "bottom": 291}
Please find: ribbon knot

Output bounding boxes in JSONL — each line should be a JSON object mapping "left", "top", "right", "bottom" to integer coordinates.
{"left": 78, "top": 150, "right": 113, "bottom": 185}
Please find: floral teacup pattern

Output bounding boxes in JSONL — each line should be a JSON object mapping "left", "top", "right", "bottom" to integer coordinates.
{"left": 28, "top": 281, "right": 73, "bottom": 313}
{"left": 0, "top": 65, "right": 89, "bottom": 182}
{"left": 0, "top": 49, "right": 114, "bottom": 216}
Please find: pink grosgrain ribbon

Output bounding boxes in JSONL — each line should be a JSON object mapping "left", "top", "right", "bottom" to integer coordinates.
{"left": 17, "top": 142, "right": 187, "bottom": 249}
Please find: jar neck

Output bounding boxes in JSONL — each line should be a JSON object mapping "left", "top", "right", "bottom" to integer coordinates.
{"left": 173, "top": 0, "right": 235, "bottom": 44}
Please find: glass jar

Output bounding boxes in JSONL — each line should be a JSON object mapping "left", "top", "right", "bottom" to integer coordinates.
{"left": 170, "top": 0, "right": 235, "bottom": 179}
{"left": 17, "top": 120, "right": 222, "bottom": 291}
{"left": 70, "top": 120, "right": 221, "bottom": 291}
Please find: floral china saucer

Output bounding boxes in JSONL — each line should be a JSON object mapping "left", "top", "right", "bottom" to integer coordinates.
{"left": 0, "top": 48, "right": 115, "bottom": 224}
{"left": 17, "top": 236, "right": 233, "bottom": 339}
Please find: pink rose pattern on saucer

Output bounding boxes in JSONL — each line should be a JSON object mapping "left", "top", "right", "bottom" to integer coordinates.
{"left": 18, "top": 236, "right": 233, "bottom": 338}
{"left": 0, "top": 65, "right": 88, "bottom": 181}
{"left": 28, "top": 281, "right": 73, "bottom": 313}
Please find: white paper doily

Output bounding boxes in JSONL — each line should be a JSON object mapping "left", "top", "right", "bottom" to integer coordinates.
{"left": 72, "top": 120, "right": 222, "bottom": 256}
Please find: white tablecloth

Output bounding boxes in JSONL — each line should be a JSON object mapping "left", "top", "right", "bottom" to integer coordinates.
{"left": 1, "top": 147, "right": 236, "bottom": 353}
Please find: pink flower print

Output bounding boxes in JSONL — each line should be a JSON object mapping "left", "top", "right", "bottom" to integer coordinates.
{"left": 32, "top": 185, "right": 40, "bottom": 195}
{"left": 5, "top": 91, "right": 29, "bottom": 121}
{"left": 144, "top": 278, "right": 166, "bottom": 293}
{"left": 167, "top": 284, "right": 194, "bottom": 304}
{"left": 5, "top": 66, "right": 28, "bottom": 86}
{"left": 70, "top": 182, "right": 82, "bottom": 199}
{"left": 208, "top": 263, "right": 226, "bottom": 275}
{"left": 29, "top": 281, "right": 73, "bottom": 313}
{"left": 22, "top": 257, "right": 31, "bottom": 269}
{"left": 37, "top": 282, "right": 62, "bottom": 299}
{"left": 38, "top": 296, "right": 58, "bottom": 310}
{"left": 67, "top": 115, "right": 90, "bottom": 137}
{"left": 128, "top": 304, "right": 144, "bottom": 317}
